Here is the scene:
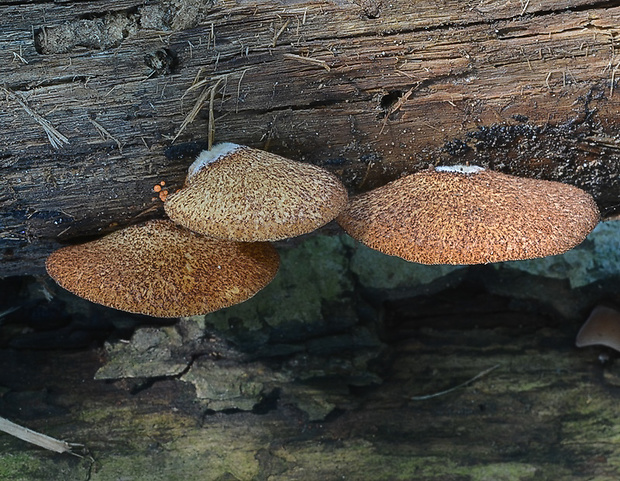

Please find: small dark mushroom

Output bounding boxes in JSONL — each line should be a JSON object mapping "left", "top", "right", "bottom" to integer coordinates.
{"left": 576, "top": 305, "right": 620, "bottom": 352}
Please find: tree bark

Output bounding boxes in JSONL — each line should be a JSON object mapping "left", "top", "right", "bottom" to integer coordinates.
{"left": 2, "top": 0, "right": 620, "bottom": 277}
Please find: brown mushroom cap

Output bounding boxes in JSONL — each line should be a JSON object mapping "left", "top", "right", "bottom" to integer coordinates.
{"left": 337, "top": 165, "right": 600, "bottom": 265}
{"left": 576, "top": 305, "right": 620, "bottom": 351}
{"left": 164, "top": 143, "right": 349, "bottom": 242}
{"left": 45, "top": 219, "right": 280, "bottom": 317}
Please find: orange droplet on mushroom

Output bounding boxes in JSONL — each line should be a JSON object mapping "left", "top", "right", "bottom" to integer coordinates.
{"left": 164, "top": 143, "right": 349, "bottom": 242}
{"left": 45, "top": 219, "right": 279, "bottom": 318}
{"left": 338, "top": 165, "right": 599, "bottom": 265}
{"left": 576, "top": 305, "right": 620, "bottom": 352}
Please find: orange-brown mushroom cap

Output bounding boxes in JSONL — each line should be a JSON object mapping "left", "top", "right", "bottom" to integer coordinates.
{"left": 45, "top": 219, "right": 280, "bottom": 317}
{"left": 337, "top": 165, "right": 600, "bottom": 265}
{"left": 164, "top": 143, "right": 349, "bottom": 242}
{"left": 576, "top": 305, "right": 620, "bottom": 351}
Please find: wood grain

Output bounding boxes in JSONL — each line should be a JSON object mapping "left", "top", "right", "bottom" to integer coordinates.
{"left": 2, "top": 0, "right": 620, "bottom": 276}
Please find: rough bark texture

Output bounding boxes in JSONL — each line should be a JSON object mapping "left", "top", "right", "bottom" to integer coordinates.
{"left": 3, "top": 2, "right": 620, "bottom": 479}
{"left": 2, "top": 0, "right": 620, "bottom": 276}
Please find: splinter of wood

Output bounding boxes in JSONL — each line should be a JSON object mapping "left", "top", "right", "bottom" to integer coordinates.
{"left": 0, "top": 416, "right": 83, "bottom": 456}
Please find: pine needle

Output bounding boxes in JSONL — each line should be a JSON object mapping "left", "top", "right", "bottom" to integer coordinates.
{"left": 410, "top": 364, "right": 501, "bottom": 401}
{"left": 2, "top": 87, "right": 69, "bottom": 149}
{"left": 173, "top": 78, "right": 223, "bottom": 144}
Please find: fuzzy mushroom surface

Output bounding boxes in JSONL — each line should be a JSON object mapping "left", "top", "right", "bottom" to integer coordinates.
{"left": 45, "top": 219, "right": 280, "bottom": 317}
{"left": 576, "top": 305, "right": 620, "bottom": 352}
{"left": 164, "top": 143, "right": 349, "bottom": 242}
{"left": 337, "top": 165, "right": 600, "bottom": 265}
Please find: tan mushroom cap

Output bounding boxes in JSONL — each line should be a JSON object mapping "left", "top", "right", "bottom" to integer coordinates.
{"left": 576, "top": 305, "right": 620, "bottom": 351}
{"left": 337, "top": 165, "right": 600, "bottom": 265}
{"left": 164, "top": 143, "right": 349, "bottom": 242}
{"left": 45, "top": 219, "right": 280, "bottom": 318}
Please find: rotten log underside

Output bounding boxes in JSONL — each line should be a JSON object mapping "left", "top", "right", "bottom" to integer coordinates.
{"left": 1, "top": 0, "right": 620, "bottom": 276}
{"left": 1, "top": 303, "right": 620, "bottom": 480}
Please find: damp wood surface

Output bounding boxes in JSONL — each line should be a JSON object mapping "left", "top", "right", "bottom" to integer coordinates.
{"left": 1, "top": 313, "right": 619, "bottom": 480}
{"left": 2, "top": 0, "right": 620, "bottom": 276}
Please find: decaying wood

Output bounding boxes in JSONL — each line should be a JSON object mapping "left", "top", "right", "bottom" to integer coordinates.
{"left": 4, "top": 4, "right": 620, "bottom": 478}
{"left": 2, "top": 0, "right": 620, "bottom": 277}
{"left": 2, "top": 303, "right": 620, "bottom": 480}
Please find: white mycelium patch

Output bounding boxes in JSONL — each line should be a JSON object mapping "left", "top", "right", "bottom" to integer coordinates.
{"left": 435, "top": 164, "right": 485, "bottom": 174}
{"left": 188, "top": 143, "right": 243, "bottom": 180}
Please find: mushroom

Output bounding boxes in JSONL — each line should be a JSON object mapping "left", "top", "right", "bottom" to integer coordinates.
{"left": 576, "top": 305, "right": 620, "bottom": 352}
{"left": 337, "top": 165, "right": 600, "bottom": 265}
{"left": 164, "top": 143, "right": 349, "bottom": 242}
{"left": 45, "top": 219, "right": 280, "bottom": 317}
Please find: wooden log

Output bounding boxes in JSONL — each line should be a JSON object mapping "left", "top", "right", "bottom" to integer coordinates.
{"left": 2, "top": 287, "right": 620, "bottom": 480}
{"left": 2, "top": 0, "right": 620, "bottom": 277}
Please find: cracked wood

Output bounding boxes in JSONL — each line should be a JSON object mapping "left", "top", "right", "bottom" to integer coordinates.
{"left": 2, "top": 0, "right": 620, "bottom": 276}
